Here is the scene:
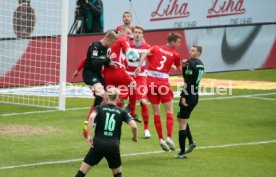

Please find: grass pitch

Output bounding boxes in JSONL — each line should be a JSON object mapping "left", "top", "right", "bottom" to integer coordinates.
{"left": 0, "top": 69, "right": 276, "bottom": 177}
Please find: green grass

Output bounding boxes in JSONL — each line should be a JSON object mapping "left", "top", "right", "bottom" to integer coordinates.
{"left": 205, "top": 68, "right": 276, "bottom": 82}
{"left": 0, "top": 69, "right": 276, "bottom": 177}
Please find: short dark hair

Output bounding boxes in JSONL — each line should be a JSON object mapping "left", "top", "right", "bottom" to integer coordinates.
{"left": 123, "top": 11, "right": 132, "bottom": 17}
{"left": 167, "top": 32, "right": 182, "bottom": 43}
{"left": 192, "top": 44, "right": 202, "bottom": 54}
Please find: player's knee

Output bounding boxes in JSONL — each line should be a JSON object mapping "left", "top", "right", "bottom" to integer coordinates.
{"left": 140, "top": 99, "right": 147, "bottom": 106}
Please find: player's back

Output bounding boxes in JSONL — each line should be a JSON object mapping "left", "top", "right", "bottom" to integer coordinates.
{"left": 93, "top": 104, "right": 131, "bottom": 146}
{"left": 148, "top": 45, "right": 180, "bottom": 74}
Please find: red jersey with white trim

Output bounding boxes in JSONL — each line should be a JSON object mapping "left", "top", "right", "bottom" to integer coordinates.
{"left": 107, "top": 35, "right": 130, "bottom": 69}
{"left": 147, "top": 45, "right": 180, "bottom": 74}
{"left": 126, "top": 40, "right": 150, "bottom": 76}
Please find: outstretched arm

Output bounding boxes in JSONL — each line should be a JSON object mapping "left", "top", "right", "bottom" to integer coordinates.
{"left": 134, "top": 49, "right": 150, "bottom": 76}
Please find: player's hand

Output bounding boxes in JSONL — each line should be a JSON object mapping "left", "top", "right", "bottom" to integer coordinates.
{"left": 132, "top": 137, "right": 138, "bottom": 142}
{"left": 182, "top": 59, "right": 188, "bottom": 66}
{"left": 172, "top": 65, "right": 177, "bottom": 70}
{"left": 109, "top": 63, "right": 118, "bottom": 69}
{"left": 86, "top": 135, "right": 94, "bottom": 147}
{"left": 72, "top": 70, "right": 79, "bottom": 79}
{"left": 181, "top": 97, "right": 188, "bottom": 106}
{"left": 134, "top": 67, "right": 141, "bottom": 77}
{"left": 109, "top": 53, "right": 117, "bottom": 60}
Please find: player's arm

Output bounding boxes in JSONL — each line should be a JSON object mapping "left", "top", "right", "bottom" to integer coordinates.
{"left": 87, "top": 110, "right": 98, "bottom": 146}
{"left": 134, "top": 49, "right": 150, "bottom": 76}
{"left": 129, "top": 120, "right": 138, "bottom": 142}
{"left": 174, "top": 54, "right": 182, "bottom": 71}
{"left": 124, "top": 111, "right": 138, "bottom": 142}
{"left": 72, "top": 57, "right": 86, "bottom": 79}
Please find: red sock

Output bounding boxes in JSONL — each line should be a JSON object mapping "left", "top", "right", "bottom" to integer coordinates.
{"left": 116, "top": 102, "right": 123, "bottom": 108}
{"left": 141, "top": 103, "right": 149, "bottom": 130}
{"left": 154, "top": 114, "right": 163, "bottom": 139}
{"left": 166, "top": 113, "right": 174, "bottom": 139}
{"left": 87, "top": 105, "right": 94, "bottom": 120}
{"left": 129, "top": 88, "right": 137, "bottom": 116}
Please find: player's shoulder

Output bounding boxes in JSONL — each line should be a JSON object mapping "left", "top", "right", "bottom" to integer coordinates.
{"left": 142, "top": 41, "right": 151, "bottom": 49}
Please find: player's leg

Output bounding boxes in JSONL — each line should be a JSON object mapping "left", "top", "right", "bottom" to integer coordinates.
{"left": 185, "top": 123, "right": 196, "bottom": 153}
{"left": 159, "top": 83, "right": 175, "bottom": 150}
{"left": 140, "top": 98, "right": 150, "bottom": 138}
{"left": 163, "top": 100, "right": 176, "bottom": 151}
{"left": 136, "top": 76, "right": 150, "bottom": 137}
{"left": 106, "top": 146, "right": 122, "bottom": 177}
{"left": 176, "top": 118, "right": 188, "bottom": 159}
{"left": 151, "top": 103, "right": 169, "bottom": 151}
{"left": 92, "top": 83, "right": 105, "bottom": 107}
{"left": 75, "top": 147, "right": 103, "bottom": 176}
{"left": 75, "top": 162, "right": 92, "bottom": 177}
{"left": 111, "top": 166, "right": 122, "bottom": 177}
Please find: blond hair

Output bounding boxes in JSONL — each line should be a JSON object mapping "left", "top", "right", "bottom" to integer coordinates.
{"left": 104, "top": 30, "right": 118, "bottom": 40}
{"left": 106, "top": 87, "right": 120, "bottom": 101}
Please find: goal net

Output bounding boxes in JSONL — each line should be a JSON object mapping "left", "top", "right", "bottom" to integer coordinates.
{"left": 0, "top": 0, "right": 68, "bottom": 110}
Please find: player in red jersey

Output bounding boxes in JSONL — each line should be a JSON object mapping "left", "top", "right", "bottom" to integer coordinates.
{"left": 116, "top": 11, "right": 134, "bottom": 40}
{"left": 116, "top": 11, "right": 133, "bottom": 32}
{"left": 104, "top": 26, "right": 140, "bottom": 122}
{"left": 123, "top": 25, "right": 151, "bottom": 138}
{"left": 135, "top": 32, "right": 182, "bottom": 151}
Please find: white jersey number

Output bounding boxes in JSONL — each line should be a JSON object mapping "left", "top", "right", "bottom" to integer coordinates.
{"left": 157, "top": 56, "right": 167, "bottom": 70}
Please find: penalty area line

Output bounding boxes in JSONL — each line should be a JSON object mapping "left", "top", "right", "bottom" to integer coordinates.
{"left": 0, "top": 140, "right": 275, "bottom": 170}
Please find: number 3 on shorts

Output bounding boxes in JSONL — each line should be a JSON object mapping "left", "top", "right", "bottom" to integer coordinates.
{"left": 157, "top": 56, "right": 167, "bottom": 70}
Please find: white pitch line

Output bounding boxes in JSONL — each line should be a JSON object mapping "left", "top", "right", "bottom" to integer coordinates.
{"left": 1, "top": 92, "right": 276, "bottom": 117}
{"left": 0, "top": 140, "right": 275, "bottom": 170}
{"left": 247, "top": 96, "right": 276, "bottom": 101}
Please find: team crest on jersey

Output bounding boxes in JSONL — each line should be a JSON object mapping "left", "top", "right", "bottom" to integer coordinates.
{"left": 92, "top": 50, "right": 98, "bottom": 56}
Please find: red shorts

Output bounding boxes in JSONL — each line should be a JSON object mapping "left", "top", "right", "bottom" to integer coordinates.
{"left": 119, "top": 75, "right": 147, "bottom": 100}
{"left": 104, "top": 68, "right": 135, "bottom": 98}
{"left": 147, "top": 76, "right": 174, "bottom": 104}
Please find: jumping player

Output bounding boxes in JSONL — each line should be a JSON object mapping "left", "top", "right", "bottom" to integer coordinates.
{"left": 135, "top": 32, "right": 182, "bottom": 151}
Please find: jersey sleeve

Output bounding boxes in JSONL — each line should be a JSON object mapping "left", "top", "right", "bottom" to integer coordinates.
{"left": 77, "top": 57, "right": 86, "bottom": 71}
{"left": 86, "top": 43, "right": 110, "bottom": 67}
{"left": 121, "top": 38, "right": 130, "bottom": 54}
{"left": 122, "top": 111, "right": 133, "bottom": 123}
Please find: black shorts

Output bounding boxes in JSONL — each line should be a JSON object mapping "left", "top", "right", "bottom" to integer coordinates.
{"left": 82, "top": 69, "right": 105, "bottom": 86}
{"left": 177, "top": 95, "right": 198, "bottom": 119}
{"left": 83, "top": 141, "right": 121, "bottom": 169}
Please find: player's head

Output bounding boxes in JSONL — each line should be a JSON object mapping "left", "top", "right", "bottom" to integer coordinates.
{"left": 133, "top": 25, "right": 144, "bottom": 42}
{"left": 120, "top": 26, "right": 132, "bottom": 39}
{"left": 106, "top": 87, "right": 120, "bottom": 102}
{"left": 122, "top": 11, "right": 132, "bottom": 25}
{"left": 167, "top": 32, "right": 182, "bottom": 49}
{"left": 189, "top": 44, "right": 202, "bottom": 59}
{"left": 104, "top": 30, "right": 118, "bottom": 47}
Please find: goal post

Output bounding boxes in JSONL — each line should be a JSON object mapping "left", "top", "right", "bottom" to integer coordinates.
{"left": 59, "top": 0, "right": 69, "bottom": 110}
{"left": 0, "top": 0, "right": 68, "bottom": 110}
